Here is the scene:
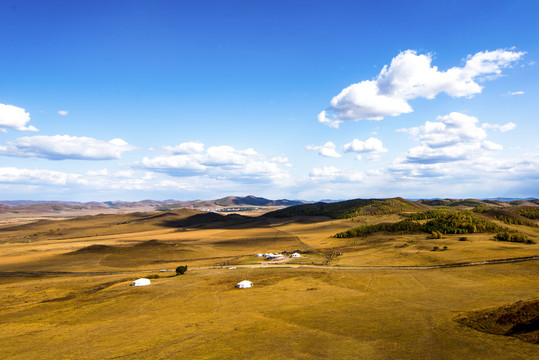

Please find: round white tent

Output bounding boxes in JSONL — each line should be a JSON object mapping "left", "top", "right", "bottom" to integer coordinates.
{"left": 236, "top": 280, "right": 253, "bottom": 289}
{"left": 131, "top": 278, "right": 151, "bottom": 286}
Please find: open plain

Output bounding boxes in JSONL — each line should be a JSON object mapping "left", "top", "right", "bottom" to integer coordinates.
{"left": 0, "top": 201, "right": 538, "bottom": 359}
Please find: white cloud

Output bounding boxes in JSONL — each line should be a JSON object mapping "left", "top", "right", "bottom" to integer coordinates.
{"left": 508, "top": 91, "right": 525, "bottom": 96}
{"left": 309, "top": 166, "right": 363, "bottom": 183}
{"left": 86, "top": 169, "right": 108, "bottom": 176}
{"left": 0, "top": 104, "right": 39, "bottom": 132}
{"left": 482, "top": 141, "right": 503, "bottom": 151}
{"left": 306, "top": 141, "right": 342, "bottom": 158}
{"left": 323, "top": 80, "right": 412, "bottom": 123}
{"left": 0, "top": 135, "right": 135, "bottom": 160}
{"left": 140, "top": 143, "right": 291, "bottom": 183}
{"left": 141, "top": 155, "right": 207, "bottom": 174}
{"left": 0, "top": 167, "right": 71, "bottom": 185}
{"left": 400, "top": 112, "right": 486, "bottom": 147}
{"left": 317, "top": 110, "right": 342, "bottom": 128}
{"left": 319, "top": 49, "right": 525, "bottom": 127}
{"left": 398, "top": 112, "right": 503, "bottom": 164}
{"left": 58, "top": 110, "right": 69, "bottom": 116}
{"left": 389, "top": 154, "right": 539, "bottom": 183}
{"left": 163, "top": 141, "right": 205, "bottom": 154}
{"left": 344, "top": 137, "right": 388, "bottom": 158}
{"left": 203, "top": 145, "right": 258, "bottom": 166}
{"left": 482, "top": 122, "right": 516, "bottom": 132}
{"left": 270, "top": 156, "right": 289, "bottom": 164}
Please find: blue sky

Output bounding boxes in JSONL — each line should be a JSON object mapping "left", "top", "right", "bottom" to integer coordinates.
{"left": 0, "top": 0, "right": 537, "bottom": 201}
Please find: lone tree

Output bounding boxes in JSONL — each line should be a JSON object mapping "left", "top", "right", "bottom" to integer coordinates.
{"left": 175, "top": 265, "right": 188, "bottom": 276}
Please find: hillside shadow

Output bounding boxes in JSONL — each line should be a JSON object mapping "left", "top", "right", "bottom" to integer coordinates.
{"left": 159, "top": 212, "right": 267, "bottom": 229}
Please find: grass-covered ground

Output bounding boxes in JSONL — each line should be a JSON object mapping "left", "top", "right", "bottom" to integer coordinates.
{"left": 0, "top": 206, "right": 537, "bottom": 359}
{"left": 1, "top": 265, "right": 537, "bottom": 359}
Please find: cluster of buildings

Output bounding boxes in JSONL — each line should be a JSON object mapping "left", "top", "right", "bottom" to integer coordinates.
{"left": 256, "top": 252, "right": 302, "bottom": 260}
{"left": 131, "top": 251, "right": 304, "bottom": 290}
{"left": 257, "top": 252, "right": 284, "bottom": 260}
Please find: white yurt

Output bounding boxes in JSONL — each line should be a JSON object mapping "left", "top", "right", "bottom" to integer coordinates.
{"left": 236, "top": 280, "right": 253, "bottom": 289}
{"left": 291, "top": 253, "right": 301, "bottom": 258}
{"left": 131, "top": 278, "right": 151, "bottom": 286}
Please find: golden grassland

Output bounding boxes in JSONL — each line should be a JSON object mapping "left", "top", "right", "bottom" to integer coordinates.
{"left": 0, "top": 209, "right": 538, "bottom": 359}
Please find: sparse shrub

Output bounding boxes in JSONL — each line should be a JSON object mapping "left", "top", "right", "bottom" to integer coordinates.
{"left": 146, "top": 274, "right": 160, "bottom": 279}
{"left": 431, "top": 246, "right": 439, "bottom": 251}
{"left": 442, "top": 246, "right": 448, "bottom": 251}
{"left": 428, "top": 231, "right": 442, "bottom": 239}
{"left": 175, "top": 265, "right": 188, "bottom": 275}
{"left": 458, "top": 237, "right": 468, "bottom": 241}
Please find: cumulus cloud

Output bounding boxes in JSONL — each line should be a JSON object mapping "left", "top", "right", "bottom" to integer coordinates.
{"left": 141, "top": 155, "right": 207, "bottom": 175}
{"left": 140, "top": 143, "right": 290, "bottom": 183}
{"left": 58, "top": 110, "right": 69, "bottom": 116}
{"left": 203, "top": 145, "right": 258, "bottom": 166}
{"left": 389, "top": 154, "right": 539, "bottom": 183}
{"left": 0, "top": 135, "right": 135, "bottom": 160}
{"left": 0, "top": 166, "right": 164, "bottom": 191}
{"left": 400, "top": 112, "right": 487, "bottom": 148}
{"left": 482, "top": 122, "right": 516, "bottom": 132}
{"left": 163, "top": 141, "right": 205, "bottom": 154}
{"left": 309, "top": 166, "right": 363, "bottom": 183}
{"left": 397, "top": 112, "right": 503, "bottom": 165}
{"left": 0, "top": 104, "right": 39, "bottom": 132}
{"left": 344, "top": 137, "right": 388, "bottom": 160}
{"left": 319, "top": 49, "right": 525, "bottom": 127}
{"left": 306, "top": 141, "right": 342, "bottom": 158}
{"left": 0, "top": 167, "right": 71, "bottom": 185}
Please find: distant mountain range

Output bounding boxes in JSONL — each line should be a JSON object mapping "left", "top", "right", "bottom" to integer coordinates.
{"left": 1, "top": 196, "right": 537, "bottom": 216}
{"left": 0, "top": 195, "right": 309, "bottom": 214}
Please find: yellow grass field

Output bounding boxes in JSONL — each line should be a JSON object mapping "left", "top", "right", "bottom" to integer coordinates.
{"left": 0, "top": 209, "right": 537, "bottom": 359}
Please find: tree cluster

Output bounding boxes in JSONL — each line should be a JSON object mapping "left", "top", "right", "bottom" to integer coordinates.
{"left": 516, "top": 208, "right": 539, "bottom": 220}
{"left": 494, "top": 213, "right": 537, "bottom": 227}
{"left": 493, "top": 232, "right": 533, "bottom": 244}
{"left": 335, "top": 211, "right": 503, "bottom": 238}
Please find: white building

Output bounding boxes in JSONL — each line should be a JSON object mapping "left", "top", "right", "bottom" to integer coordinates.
{"left": 236, "top": 280, "right": 253, "bottom": 288}
{"left": 291, "top": 253, "right": 301, "bottom": 258}
{"left": 263, "top": 253, "right": 283, "bottom": 260}
{"left": 131, "top": 278, "right": 151, "bottom": 286}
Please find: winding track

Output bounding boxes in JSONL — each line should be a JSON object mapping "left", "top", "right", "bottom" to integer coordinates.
{"left": 194, "top": 255, "right": 539, "bottom": 271}
{"left": 1, "top": 255, "right": 537, "bottom": 277}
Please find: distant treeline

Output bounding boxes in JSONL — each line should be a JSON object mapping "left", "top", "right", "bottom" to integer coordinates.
{"left": 492, "top": 213, "right": 538, "bottom": 227}
{"left": 516, "top": 208, "right": 539, "bottom": 220}
{"left": 334, "top": 210, "right": 503, "bottom": 238}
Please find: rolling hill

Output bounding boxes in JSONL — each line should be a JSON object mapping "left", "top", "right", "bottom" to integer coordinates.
{"left": 264, "top": 197, "right": 432, "bottom": 219}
